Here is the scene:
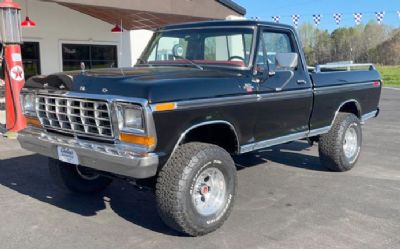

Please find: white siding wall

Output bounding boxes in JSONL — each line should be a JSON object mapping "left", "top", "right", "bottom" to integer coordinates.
{"left": 121, "top": 30, "right": 154, "bottom": 67}
{"left": 17, "top": 0, "right": 153, "bottom": 74}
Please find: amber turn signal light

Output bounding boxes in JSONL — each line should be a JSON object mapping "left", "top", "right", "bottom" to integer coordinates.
{"left": 26, "top": 116, "right": 42, "bottom": 128}
{"left": 154, "top": 102, "right": 176, "bottom": 112}
{"left": 119, "top": 132, "right": 155, "bottom": 147}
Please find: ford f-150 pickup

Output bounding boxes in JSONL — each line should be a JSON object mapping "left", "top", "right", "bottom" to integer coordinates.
{"left": 18, "top": 20, "right": 381, "bottom": 236}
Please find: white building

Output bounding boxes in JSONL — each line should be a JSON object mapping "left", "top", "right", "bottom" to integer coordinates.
{"left": 16, "top": 0, "right": 246, "bottom": 78}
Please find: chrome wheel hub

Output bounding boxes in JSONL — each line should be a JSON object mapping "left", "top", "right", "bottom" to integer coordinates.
{"left": 192, "top": 167, "right": 226, "bottom": 216}
{"left": 343, "top": 126, "right": 358, "bottom": 160}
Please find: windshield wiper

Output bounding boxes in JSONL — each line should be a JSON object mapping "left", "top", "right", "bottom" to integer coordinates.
{"left": 175, "top": 57, "right": 204, "bottom": 70}
{"left": 137, "top": 57, "right": 203, "bottom": 70}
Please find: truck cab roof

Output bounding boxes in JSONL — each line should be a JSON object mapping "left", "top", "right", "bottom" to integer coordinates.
{"left": 160, "top": 20, "right": 296, "bottom": 31}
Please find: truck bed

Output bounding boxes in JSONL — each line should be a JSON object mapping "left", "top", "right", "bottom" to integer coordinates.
{"left": 308, "top": 64, "right": 382, "bottom": 131}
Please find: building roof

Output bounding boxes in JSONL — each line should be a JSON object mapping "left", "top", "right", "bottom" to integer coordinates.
{"left": 46, "top": 0, "right": 247, "bottom": 30}
{"left": 217, "top": 0, "right": 246, "bottom": 15}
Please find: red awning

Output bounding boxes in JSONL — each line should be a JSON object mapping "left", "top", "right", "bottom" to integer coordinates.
{"left": 45, "top": 0, "right": 245, "bottom": 30}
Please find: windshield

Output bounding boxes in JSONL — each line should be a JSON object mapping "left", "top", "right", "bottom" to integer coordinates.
{"left": 139, "top": 28, "right": 254, "bottom": 68}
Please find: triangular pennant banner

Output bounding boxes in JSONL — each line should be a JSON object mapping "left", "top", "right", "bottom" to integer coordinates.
{"left": 333, "top": 13, "right": 342, "bottom": 25}
{"left": 313, "top": 14, "right": 322, "bottom": 26}
{"left": 272, "top": 16, "right": 281, "bottom": 23}
{"left": 353, "top": 12, "right": 363, "bottom": 25}
{"left": 292, "top": 14, "right": 300, "bottom": 28}
{"left": 375, "top": 11, "right": 385, "bottom": 24}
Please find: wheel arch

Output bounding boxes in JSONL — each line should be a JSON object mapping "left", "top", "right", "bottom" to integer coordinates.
{"left": 172, "top": 120, "right": 240, "bottom": 155}
{"left": 331, "top": 99, "right": 362, "bottom": 125}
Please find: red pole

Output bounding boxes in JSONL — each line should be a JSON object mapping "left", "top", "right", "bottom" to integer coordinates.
{"left": 4, "top": 45, "right": 26, "bottom": 131}
{"left": 0, "top": 0, "right": 26, "bottom": 132}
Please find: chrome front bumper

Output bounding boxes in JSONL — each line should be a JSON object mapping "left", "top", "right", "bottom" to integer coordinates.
{"left": 18, "top": 128, "right": 159, "bottom": 179}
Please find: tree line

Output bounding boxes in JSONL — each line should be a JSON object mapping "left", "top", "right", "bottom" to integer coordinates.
{"left": 297, "top": 22, "right": 400, "bottom": 66}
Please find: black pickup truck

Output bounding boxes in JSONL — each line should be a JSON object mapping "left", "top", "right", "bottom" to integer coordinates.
{"left": 18, "top": 20, "right": 381, "bottom": 236}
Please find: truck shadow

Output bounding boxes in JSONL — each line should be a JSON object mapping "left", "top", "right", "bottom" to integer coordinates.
{"left": 234, "top": 141, "right": 329, "bottom": 172}
{"left": 0, "top": 141, "right": 326, "bottom": 236}
{"left": 0, "top": 154, "right": 179, "bottom": 236}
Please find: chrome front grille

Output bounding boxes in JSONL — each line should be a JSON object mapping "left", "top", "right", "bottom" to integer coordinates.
{"left": 36, "top": 95, "right": 114, "bottom": 138}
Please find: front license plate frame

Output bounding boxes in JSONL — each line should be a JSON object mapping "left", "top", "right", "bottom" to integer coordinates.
{"left": 57, "top": 146, "right": 80, "bottom": 165}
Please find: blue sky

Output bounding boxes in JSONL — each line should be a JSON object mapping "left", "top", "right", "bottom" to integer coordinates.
{"left": 235, "top": 0, "right": 400, "bottom": 30}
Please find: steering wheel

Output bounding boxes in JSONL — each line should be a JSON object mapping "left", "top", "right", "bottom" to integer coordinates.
{"left": 228, "top": 56, "right": 245, "bottom": 61}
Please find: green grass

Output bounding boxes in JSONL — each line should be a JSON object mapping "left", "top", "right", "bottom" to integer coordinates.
{"left": 376, "top": 65, "right": 400, "bottom": 87}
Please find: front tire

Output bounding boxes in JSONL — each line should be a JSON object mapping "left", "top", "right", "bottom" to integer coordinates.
{"left": 48, "top": 158, "right": 113, "bottom": 194}
{"left": 156, "top": 142, "right": 237, "bottom": 236}
{"left": 319, "top": 113, "right": 362, "bottom": 172}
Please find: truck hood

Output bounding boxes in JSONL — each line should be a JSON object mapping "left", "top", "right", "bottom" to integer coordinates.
{"left": 26, "top": 67, "right": 249, "bottom": 103}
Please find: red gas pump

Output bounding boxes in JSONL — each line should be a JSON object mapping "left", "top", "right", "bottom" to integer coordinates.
{"left": 0, "top": 0, "right": 26, "bottom": 135}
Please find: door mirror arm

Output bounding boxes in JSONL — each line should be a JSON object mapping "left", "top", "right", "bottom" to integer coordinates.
{"left": 252, "top": 64, "right": 271, "bottom": 83}
{"left": 268, "top": 70, "right": 276, "bottom": 77}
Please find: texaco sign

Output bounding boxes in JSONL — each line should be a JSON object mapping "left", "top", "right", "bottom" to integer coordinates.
{"left": 10, "top": 65, "right": 24, "bottom": 81}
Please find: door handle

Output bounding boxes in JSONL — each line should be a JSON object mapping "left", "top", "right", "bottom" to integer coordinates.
{"left": 297, "top": 80, "right": 307, "bottom": 84}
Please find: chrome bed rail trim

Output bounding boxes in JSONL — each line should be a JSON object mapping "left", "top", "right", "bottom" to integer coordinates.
{"left": 315, "top": 63, "right": 375, "bottom": 73}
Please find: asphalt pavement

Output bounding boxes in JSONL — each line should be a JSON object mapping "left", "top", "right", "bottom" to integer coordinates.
{"left": 0, "top": 88, "right": 399, "bottom": 249}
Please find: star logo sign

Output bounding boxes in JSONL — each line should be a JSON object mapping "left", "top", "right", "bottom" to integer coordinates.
{"left": 10, "top": 65, "right": 24, "bottom": 81}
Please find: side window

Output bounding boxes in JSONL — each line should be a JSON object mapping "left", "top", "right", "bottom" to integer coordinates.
{"left": 62, "top": 44, "right": 118, "bottom": 71}
{"left": 256, "top": 31, "right": 295, "bottom": 70}
{"left": 21, "top": 42, "right": 41, "bottom": 80}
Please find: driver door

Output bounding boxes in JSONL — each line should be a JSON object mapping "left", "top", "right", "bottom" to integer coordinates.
{"left": 253, "top": 28, "right": 313, "bottom": 143}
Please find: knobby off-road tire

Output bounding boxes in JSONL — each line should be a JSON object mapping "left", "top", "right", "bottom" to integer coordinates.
{"left": 48, "top": 158, "right": 113, "bottom": 194}
{"left": 156, "top": 142, "right": 237, "bottom": 236}
{"left": 319, "top": 113, "right": 362, "bottom": 172}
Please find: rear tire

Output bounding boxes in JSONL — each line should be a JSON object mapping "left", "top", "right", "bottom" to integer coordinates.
{"left": 48, "top": 158, "right": 113, "bottom": 194}
{"left": 156, "top": 142, "right": 237, "bottom": 236}
{"left": 319, "top": 113, "right": 362, "bottom": 172}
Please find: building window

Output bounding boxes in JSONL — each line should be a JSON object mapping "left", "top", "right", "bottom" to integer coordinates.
{"left": 62, "top": 44, "right": 118, "bottom": 71}
{"left": 21, "top": 42, "right": 41, "bottom": 80}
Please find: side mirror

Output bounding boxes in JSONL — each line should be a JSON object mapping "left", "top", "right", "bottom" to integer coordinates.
{"left": 275, "top": 52, "right": 299, "bottom": 69}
